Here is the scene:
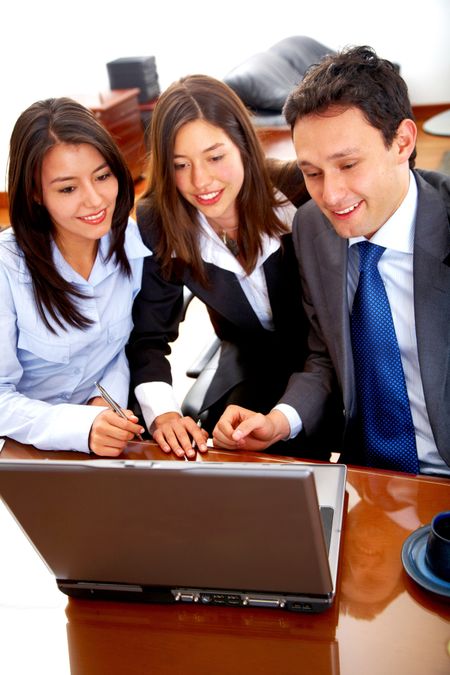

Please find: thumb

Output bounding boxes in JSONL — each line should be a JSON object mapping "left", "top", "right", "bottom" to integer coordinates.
{"left": 232, "top": 413, "right": 267, "bottom": 441}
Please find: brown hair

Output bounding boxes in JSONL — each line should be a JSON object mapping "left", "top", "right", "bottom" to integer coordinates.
{"left": 8, "top": 97, "right": 135, "bottom": 332}
{"left": 140, "top": 74, "right": 289, "bottom": 282}
{"left": 283, "top": 45, "right": 416, "bottom": 168}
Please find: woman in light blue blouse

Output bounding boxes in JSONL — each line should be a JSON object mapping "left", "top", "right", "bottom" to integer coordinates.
{"left": 0, "top": 98, "right": 150, "bottom": 454}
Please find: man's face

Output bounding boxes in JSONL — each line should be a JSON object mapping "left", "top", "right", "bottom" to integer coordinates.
{"left": 293, "top": 106, "right": 414, "bottom": 239}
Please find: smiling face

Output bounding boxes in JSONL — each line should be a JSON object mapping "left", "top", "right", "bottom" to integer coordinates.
{"left": 173, "top": 118, "right": 245, "bottom": 230}
{"left": 293, "top": 106, "right": 416, "bottom": 239}
{"left": 40, "top": 142, "right": 118, "bottom": 253}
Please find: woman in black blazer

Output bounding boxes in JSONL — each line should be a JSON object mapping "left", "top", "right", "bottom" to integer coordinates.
{"left": 127, "top": 75, "right": 318, "bottom": 459}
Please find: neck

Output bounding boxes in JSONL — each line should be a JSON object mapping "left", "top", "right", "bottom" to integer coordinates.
{"left": 206, "top": 212, "right": 239, "bottom": 235}
{"left": 56, "top": 237, "right": 98, "bottom": 280}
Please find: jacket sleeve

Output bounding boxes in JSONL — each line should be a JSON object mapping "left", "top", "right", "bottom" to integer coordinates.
{"left": 126, "top": 218, "right": 185, "bottom": 392}
{"left": 277, "top": 210, "right": 341, "bottom": 438}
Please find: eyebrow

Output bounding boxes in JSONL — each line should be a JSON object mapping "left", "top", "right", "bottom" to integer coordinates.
{"left": 49, "top": 162, "right": 109, "bottom": 185}
{"left": 173, "top": 142, "right": 225, "bottom": 159}
{"left": 298, "top": 147, "right": 360, "bottom": 167}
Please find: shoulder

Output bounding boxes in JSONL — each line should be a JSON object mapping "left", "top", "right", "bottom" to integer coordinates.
{"left": 0, "top": 228, "right": 25, "bottom": 273}
{"left": 135, "top": 195, "right": 161, "bottom": 248}
{"left": 123, "top": 217, "right": 153, "bottom": 259}
{"left": 292, "top": 198, "right": 328, "bottom": 237}
{"left": 415, "top": 168, "right": 450, "bottom": 194}
{"left": 415, "top": 169, "right": 450, "bottom": 218}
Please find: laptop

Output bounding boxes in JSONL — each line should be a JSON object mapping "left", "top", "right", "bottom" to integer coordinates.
{"left": 0, "top": 459, "right": 347, "bottom": 612}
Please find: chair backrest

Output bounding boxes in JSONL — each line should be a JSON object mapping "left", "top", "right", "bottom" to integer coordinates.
{"left": 223, "top": 36, "right": 335, "bottom": 115}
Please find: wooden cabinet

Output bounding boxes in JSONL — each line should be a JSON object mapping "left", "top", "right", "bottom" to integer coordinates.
{"left": 75, "top": 89, "right": 147, "bottom": 181}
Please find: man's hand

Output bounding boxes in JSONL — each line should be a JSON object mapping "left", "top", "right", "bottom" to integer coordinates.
{"left": 212, "top": 405, "right": 290, "bottom": 451}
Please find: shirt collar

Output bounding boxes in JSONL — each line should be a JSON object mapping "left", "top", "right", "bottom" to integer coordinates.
{"left": 196, "top": 211, "right": 281, "bottom": 278}
{"left": 349, "top": 170, "right": 418, "bottom": 254}
{"left": 51, "top": 218, "right": 151, "bottom": 286}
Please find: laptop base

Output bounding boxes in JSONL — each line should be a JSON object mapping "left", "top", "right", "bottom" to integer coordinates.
{"left": 58, "top": 580, "right": 333, "bottom": 612}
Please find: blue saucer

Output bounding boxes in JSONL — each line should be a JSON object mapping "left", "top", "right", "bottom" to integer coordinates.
{"left": 402, "top": 525, "right": 450, "bottom": 598}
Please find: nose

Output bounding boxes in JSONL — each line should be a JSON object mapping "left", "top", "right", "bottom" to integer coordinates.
{"left": 321, "top": 172, "right": 346, "bottom": 208}
{"left": 191, "top": 162, "right": 212, "bottom": 190}
{"left": 82, "top": 181, "right": 103, "bottom": 208}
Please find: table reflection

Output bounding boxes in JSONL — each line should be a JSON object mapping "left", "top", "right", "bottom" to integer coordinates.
{"left": 340, "top": 475, "right": 422, "bottom": 619}
{"left": 66, "top": 597, "right": 341, "bottom": 675}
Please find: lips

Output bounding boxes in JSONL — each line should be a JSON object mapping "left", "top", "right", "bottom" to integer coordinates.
{"left": 194, "top": 190, "right": 223, "bottom": 206}
{"left": 332, "top": 201, "right": 362, "bottom": 218}
{"left": 78, "top": 209, "right": 107, "bottom": 225}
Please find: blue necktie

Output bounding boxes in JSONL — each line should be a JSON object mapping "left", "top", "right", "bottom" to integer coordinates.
{"left": 350, "top": 241, "right": 419, "bottom": 473}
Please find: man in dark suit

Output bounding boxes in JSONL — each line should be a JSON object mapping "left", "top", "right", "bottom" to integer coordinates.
{"left": 213, "top": 46, "right": 450, "bottom": 475}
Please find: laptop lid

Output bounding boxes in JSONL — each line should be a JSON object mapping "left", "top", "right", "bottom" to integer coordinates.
{"left": 0, "top": 459, "right": 347, "bottom": 612}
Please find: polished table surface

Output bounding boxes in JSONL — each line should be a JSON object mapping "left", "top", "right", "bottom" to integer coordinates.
{"left": 0, "top": 438, "right": 449, "bottom": 675}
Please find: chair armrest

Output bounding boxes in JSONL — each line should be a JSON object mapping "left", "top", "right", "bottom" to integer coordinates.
{"left": 186, "top": 336, "right": 222, "bottom": 378}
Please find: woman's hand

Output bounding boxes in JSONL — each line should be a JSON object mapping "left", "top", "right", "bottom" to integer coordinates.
{"left": 87, "top": 396, "right": 107, "bottom": 406}
{"left": 88, "top": 409, "right": 145, "bottom": 457}
{"left": 152, "top": 412, "right": 209, "bottom": 459}
{"left": 213, "top": 405, "right": 290, "bottom": 451}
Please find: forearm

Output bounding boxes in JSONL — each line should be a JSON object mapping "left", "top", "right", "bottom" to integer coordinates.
{"left": 0, "top": 387, "right": 103, "bottom": 452}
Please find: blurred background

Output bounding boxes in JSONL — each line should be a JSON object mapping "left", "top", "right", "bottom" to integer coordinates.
{"left": 1, "top": 0, "right": 449, "bottom": 189}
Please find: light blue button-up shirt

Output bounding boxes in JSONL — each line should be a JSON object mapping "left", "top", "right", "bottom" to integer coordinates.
{"left": 0, "top": 218, "right": 151, "bottom": 452}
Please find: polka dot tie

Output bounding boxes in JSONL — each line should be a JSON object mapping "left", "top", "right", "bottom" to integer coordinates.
{"left": 351, "top": 241, "right": 419, "bottom": 473}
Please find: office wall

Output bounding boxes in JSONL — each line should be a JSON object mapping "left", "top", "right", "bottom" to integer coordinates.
{"left": 1, "top": 0, "right": 449, "bottom": 189}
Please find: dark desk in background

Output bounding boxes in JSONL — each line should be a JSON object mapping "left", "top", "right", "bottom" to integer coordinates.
{"left": 74, "top": 89, "right": 147, "bottom": 181}
{"left": 0, "top": 438, "right": 449, "bottom": 674}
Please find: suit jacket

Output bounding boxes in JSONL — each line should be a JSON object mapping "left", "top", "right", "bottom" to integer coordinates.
{"left": 127, "top": 202, "right": 308, "bottom": 414}
{"left": 279, "top": 170, "right": 450, "bottom": 467}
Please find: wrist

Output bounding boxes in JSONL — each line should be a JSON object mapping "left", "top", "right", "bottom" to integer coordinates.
{"left": 266, "top": 409, "right": 291, "bottom": 442}
{"left": 152, "top": 411, "right": 182, "bottom": 431}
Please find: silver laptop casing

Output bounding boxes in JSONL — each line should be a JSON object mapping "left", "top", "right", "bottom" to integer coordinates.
{"left": 0, "top": 459, "right": 347, "bottom": 612}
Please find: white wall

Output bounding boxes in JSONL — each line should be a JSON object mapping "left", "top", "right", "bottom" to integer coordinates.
{"left": 2, "top": 0, "right": 449, "bottom": 190}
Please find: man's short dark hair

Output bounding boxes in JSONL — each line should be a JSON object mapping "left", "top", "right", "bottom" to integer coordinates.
{"left": 283, "top": 45, "right": 416, "bottom": 168}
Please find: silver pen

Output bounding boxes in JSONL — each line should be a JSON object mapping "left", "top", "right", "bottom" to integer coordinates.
{"left": 189, "top": 418, "right": 203, "bottom": 456}
{"left": 94, "top": 382, "right": 144, "bottom": 441}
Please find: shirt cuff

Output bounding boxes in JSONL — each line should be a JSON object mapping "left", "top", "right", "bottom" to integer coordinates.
{"left": 135, "top": 381, "right": 182, "bottom": 431}
{"left": 273, "top": 404, "right": 303, "bottom": 440}
{"left": 29, "top": 403, "right": 108, "bottom": 454}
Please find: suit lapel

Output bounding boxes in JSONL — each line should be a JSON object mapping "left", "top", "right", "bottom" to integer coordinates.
{"left": 183, "top": 265, "right": 263, "bottom": 331}
{"left": 312, "top": 221, "right": 356, "bottom": 413}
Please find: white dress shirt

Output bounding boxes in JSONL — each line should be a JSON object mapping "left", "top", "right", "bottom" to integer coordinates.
{"left": 0, "top": 218, "right": 151, "bottom": 453}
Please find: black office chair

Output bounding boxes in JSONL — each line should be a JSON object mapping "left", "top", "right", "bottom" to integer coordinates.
{"left": 223, "top": 36, "right": 335, "bottom": 127}
{"left": 179, "top": 289, "right": 221, "bottom": 421}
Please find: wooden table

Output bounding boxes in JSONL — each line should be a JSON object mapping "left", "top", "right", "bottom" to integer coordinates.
{"left": 0, "top": 438, "right": 449, "bottom": 675}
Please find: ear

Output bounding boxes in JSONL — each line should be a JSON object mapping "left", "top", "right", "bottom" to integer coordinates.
{"left": 394, "top": 118, "right": 417, "bottom": 165}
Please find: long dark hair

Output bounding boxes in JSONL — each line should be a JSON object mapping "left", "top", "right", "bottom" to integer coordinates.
{"left": 283, "top": 45, "right": 417, "bottom": 168}
{"left": 140, "top": 74, "right": 289, "bottom": 283}
{"left": 8, "top": 97, "right": 135, "bottom": 332}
